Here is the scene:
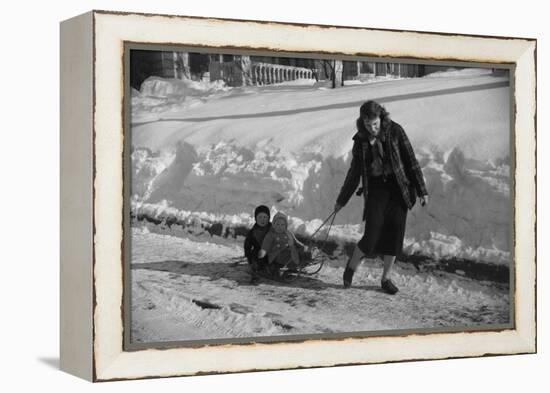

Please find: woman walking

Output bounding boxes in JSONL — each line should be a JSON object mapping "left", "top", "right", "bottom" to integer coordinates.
{"left": 334, "top": 100, "right": 428, "bottom": 294}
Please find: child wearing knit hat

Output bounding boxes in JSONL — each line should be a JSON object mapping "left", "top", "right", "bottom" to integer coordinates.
{"left": 243, "top": 205, "right": 272, "bottom": 283}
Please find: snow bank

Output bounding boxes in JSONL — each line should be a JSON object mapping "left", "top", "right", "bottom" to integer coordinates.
{"left": 424, "top": 68, "right": 494, "bottom": 78}
{"left": 132, "top": 77, "right": 232, "bottom": 123}
{"left": 139, "top": 76, "right": 230, "bottom": 98}
{"left": 131, "top": 141, "right": 510, "bottom": 264}
{"left": 130, "top": 73, "right": 511, "bottom": 264}
{"left": 133, "top": 73, "right": 509, "bottom": 160}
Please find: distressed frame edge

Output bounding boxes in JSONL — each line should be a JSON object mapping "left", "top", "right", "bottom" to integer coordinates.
{"left": 512, "top": 39, "right": 537, "bottom": 354}
{"left": 59, "top": 11, "right": 95, "bottom": 382}
{"left": 90, "top": 11, "right": 537, "bottom": 382}
{"left": 92, "top": 8, "right": 537, "bottom": 42}
{"left": 122, "top": 41, "right": 516, "bottom": 352}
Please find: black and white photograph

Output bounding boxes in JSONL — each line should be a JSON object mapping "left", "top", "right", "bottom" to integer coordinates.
{"left": 2, "top": 0, "right": 544, "bottom": 388}
{"left": 127, "top": 48, "right": 512, "bottom": 346}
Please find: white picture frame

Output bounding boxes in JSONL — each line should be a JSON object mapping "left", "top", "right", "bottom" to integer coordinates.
{"left": 60, "top": 10, "right": 536, "bottom": 382}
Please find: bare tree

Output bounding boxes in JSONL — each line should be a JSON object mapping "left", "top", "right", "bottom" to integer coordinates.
{"left": 318, "top": 59, "right": 344, "bottom": 88}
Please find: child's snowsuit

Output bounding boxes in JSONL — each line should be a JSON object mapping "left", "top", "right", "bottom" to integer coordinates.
{"left": 261, "top": 212, "right": 304, "bottom": 273}
{"left": 244, "top": 223, "right": 271, "bottom": 272}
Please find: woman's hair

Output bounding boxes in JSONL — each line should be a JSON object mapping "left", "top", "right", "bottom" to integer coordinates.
{"left": 359, "top": 100, "right": 390, "bottom": 121}
{"left": 356, "top": 100, "right": 391, "bottom": 133}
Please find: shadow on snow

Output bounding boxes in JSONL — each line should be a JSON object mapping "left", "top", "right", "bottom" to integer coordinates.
{"left": 132, "top": 259, "right": 385, "bottom": 292}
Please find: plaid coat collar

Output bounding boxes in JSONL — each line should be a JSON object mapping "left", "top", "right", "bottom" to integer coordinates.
{"left": 337, "top": 118, "right": 428, "bottom": 214}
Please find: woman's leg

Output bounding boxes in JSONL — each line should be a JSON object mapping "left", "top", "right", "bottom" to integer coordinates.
{"left": 377, "top": 183, "right": 407, "bottom": 294}
{"left": 347, "top": 245, "right": 365, "bottom": 271}
{"left": 343, "top": 245, "right": 368, "bottom": 288}
{"left": 381, "top": 255, "right": 396, "bottom": 281}
{"left": 343, "top": 185, "right": 388, "bottom": 288}
{"left": 380, "top": 254, "right": 399, "bottom": 294}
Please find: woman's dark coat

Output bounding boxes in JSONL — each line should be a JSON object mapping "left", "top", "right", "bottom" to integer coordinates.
{"left": 336, "top": 118, "right": 428, "bottom": 219}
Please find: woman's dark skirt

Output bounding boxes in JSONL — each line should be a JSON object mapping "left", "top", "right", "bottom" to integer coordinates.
{"left": 357, "top": 175, "right": 408, "bottom": 257}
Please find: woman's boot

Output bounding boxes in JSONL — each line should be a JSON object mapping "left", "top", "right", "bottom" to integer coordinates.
{"left": 343, "top": 261, "right": 354, "bottom": 288}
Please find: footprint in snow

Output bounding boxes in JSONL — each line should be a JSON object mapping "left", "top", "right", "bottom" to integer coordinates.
{"left": 272, "top": 320, "right": 294, "bottom": 331}
{"left": 306, "top": 298, "right": 318, "bottom": 307}
{"left": 229, "top": 303, "right": 253, "bottom": 315}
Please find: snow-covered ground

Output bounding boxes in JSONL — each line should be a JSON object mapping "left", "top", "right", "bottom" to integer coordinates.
{"left": 131, "top": 226, "right": 509, "bottom": 343}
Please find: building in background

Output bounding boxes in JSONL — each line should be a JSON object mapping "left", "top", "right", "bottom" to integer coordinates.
{"left": 130, "top": 50, "right": 473, "bottom": 90}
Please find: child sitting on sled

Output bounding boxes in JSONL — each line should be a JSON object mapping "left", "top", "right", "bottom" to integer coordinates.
{"left": 244, "top": 205, "right": 272, "bottom": 283}
{"left": 259, "top": 211, "right": 310, "bottom": 278}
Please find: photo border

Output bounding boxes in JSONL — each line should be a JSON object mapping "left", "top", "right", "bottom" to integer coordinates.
{"left": 123, "top": 43, "right": 516, "bottom": 352}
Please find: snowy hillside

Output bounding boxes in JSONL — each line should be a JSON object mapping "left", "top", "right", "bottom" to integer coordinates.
{"left": 131, "top": 69, "right": 511, "bottom": 265}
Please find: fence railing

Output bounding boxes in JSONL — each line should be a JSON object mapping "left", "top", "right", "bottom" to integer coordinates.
{"left": 251, "top": 63, "right": 315, "bottom": 85}
{"left": 209, "top": 61, "right": 316, "bottom": 86}
{"left": 209, "top": 60, "right": 426, "bottom": 87}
